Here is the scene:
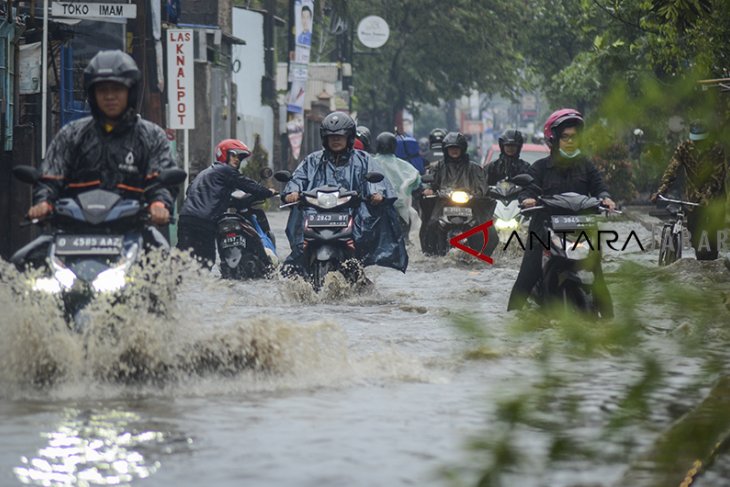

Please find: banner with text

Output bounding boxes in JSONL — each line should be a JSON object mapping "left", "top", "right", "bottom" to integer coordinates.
{"left": 167, "top": 29, "right": 195, "bottom": 129}
{"left": 287, "top": 0, "right": 314, "bottom": 158}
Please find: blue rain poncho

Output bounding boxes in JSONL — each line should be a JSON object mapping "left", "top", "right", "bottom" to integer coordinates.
{"left": 282, "top": 148, "right": 408, "bottom": 272}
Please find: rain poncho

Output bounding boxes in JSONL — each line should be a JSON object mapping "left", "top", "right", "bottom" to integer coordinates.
{"left": 372, "top": 153, "right": 421, "bottom": 224}
{"left": 282, "top": 148, "right": 408, "bottom": 272}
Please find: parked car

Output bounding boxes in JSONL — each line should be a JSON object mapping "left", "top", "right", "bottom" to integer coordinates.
{"left": 481, "top": 143, "right": 550, "bottom": 168}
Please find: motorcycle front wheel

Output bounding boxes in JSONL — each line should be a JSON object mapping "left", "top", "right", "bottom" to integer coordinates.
{"left": 312, "top": 260, "right": 334, "bottom": 292}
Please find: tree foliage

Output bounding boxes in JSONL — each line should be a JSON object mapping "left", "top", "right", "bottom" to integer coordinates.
{"left": 327, "top": 0, "right": 528, "bottom": 133}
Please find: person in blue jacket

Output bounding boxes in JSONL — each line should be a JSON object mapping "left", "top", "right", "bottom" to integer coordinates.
{"left": 281, "top": 111, "right": 408, "bottom": 274}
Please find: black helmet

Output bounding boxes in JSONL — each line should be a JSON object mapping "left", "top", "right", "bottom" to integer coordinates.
{"left": 356, "top": 125, "right": 372, "bottom": 152}
{"left": 320, "top": 111, "right": 356, "bottom": 150}
{"left": 442, "top": 131, "right": 468, "bottom": 159}
{"left": 428, "top": 128, "right": 447, "bottom": 149}
{"left": 498, "top": 129, "right": 524, "bottom": 154}
{"left": 689, "top": 120, "right": 709, "bottom": 141}
{"left": 84, "top": 50, "right": 142, "bottom": 117}
{"left": 375, "top": 131, "right": 397, "bottom": 155}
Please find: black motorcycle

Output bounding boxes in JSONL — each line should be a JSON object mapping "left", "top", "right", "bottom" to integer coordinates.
{"left": 521, "top": 190, "right": 616, "bottom": 317}
{"left": 275, "top": 170, "right": 384, "bottom": 291}
{"left": 10, "top": 165, "right": 187, "bottom": 329}
{"left": 217, "top": 189, "right": 278, "bottom": 279}
{"left": 419, "top": 174, "right": 495, "bottom": 256}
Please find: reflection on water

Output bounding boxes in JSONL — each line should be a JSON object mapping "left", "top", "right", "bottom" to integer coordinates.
{"left": 14, "top": 408, "right": 191, "bottom": 486}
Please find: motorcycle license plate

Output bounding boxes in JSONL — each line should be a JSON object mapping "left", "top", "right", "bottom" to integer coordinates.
{"left": 55, "top": 235, "right": 124, "bottom": 255}
{"left": 551, "top": 215, "right": 595, "bottom": 231}
{"left": 443, "top": 206, "right": 472, "bottom": 217}
{"left": 307, "top": 213, "right": 349, "bottom": 228}
{"left": 221, "top": 235, "right": 246, "bottom": 249}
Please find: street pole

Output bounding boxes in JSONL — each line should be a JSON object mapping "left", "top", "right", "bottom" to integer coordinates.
{"left": 184, "top": 129, "right": 189, "bottom": 194}
{"left": 41, "top": 0, "right": 48, "bottom": 157}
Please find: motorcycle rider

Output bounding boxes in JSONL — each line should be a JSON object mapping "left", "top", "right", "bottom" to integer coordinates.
{"left": 281, "top": 111, "right": 408, "bottom": 274}
{"left": 354, "top": 125, "right": 373, "bottom": 153}
{"left": 419, "top": 131, "right": 494, "bottom": 255}
{"left": 485, "top": 129, "right": 530, "bottom": 185}
{"left": 177, "top": 139, "right": 275, "bottom": 268}
{"left": 507, "top": 108, "right": 616, "bottom": 317}
{"left": 373, "top": 131, "right": 422, "bottom": 239}
{"left": 424, "top": 128, "right": 447, "bottom": 169}
{"left": 652, "top": 121, "right": 727, "bottom": 260}
{"left": 28, "top": 50, "right": 177, "bottom": 229}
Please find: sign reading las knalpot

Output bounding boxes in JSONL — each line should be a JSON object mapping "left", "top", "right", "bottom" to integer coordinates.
{"left": 167, "top": 30, "right": 195, "bottom": 130}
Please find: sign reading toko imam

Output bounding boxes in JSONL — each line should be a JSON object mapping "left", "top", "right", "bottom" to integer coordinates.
{"left": 51, "top": 2, "right": 138, "bottom": 19}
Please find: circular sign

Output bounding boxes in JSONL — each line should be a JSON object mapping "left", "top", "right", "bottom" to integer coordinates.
{"left": 357, "top": 16, "right": 390, "bottom": 49}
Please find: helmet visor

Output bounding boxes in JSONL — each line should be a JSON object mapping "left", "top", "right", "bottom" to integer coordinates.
{"left": 228, "top": 149, "right": 250, "bottom": 160}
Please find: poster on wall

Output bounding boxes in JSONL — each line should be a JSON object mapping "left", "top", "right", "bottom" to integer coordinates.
{"left": 18, "top": 42, "right": 42, "bottom": 95}
{"left": 294, "top": 0, "right": 314, "bottom": 48}
{"left": 286, "top": 113, "right": 304, "bottom": 160}
{"left": 287, "top": 0, "right": 314, "bottom": 158}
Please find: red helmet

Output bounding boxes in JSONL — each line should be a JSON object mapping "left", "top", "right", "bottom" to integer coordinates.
{"left": 543, "top": 109, "right": 584, "bottom": 147}
{"left": 215, "top": 139, "right": 251, "bottom": 164}
{"left": 353, "top": 138, "right": 365, "bottom": 150}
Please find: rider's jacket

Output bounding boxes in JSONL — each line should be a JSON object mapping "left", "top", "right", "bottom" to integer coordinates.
{"left": 428, "top": 154, "right": 488, "bottom": 196}
{"left": 33, "top": 113, "right": 177, "bottom": 209}
{"left": 519, "top": 154, "right": 611, "bottom": 202}
{"left": 656, "top": 140, "right": 727, "bottom": 208}
{"left": 485, "top": 155, "right": 530, "bottom": 186}
{"left": 180, "top": 162, "right": 274, "bottom": 222}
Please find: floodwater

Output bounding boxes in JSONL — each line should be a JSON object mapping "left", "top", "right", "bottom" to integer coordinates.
{"left": 1, "top": 208, "right": 730, "bottom": 487}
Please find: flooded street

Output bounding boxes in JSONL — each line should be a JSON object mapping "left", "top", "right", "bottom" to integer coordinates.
{"left": 2, "top": 208, "right": 730, "bottom": 487}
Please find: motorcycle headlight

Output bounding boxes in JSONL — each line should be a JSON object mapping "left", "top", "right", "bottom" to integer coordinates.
{"left": 30, "top": 257, "right": 76, "bottom": 294}
{"left": 494, "top": 218, "right": 520, "bottom": 231}
{"left": 31, "top": 277, "right": 63, "bottom": 294}
{"left": 91, "top": 243, "right": 138, "bottom": 293}
{"left": 92, "top": 267, "right": 127, "bottom": 293}
{"left": 450, "top": 191, "right": 471, "bottom": 204}
{"left": 316, "top": 192, "right": 339, "bottom": 209}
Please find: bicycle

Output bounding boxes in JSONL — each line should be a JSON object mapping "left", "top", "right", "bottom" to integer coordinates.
{"left": 655, "top": 194, "right": 700, "bottom": 266}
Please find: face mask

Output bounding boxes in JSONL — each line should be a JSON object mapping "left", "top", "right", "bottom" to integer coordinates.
{"left": 559, "top": 148, "right": 581, "bottom": 159}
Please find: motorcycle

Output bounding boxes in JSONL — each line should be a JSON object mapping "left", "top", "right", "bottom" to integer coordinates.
{"left": 521, "top": 189, "right": 616, "bottom": 317}
{"left": 488, "top": 177, "right": 530, "bottom": 250}
{"left": 274, "top": 170, "right": 384, "bottom": 291}
{"left": 419, "top": 174, "right": 495, "bottom": 256}
{"left": 10, "top": 165, "right": 187, "bottom": 330}
{"left": 217, "top": 189, "right": 278, "bottom": 279}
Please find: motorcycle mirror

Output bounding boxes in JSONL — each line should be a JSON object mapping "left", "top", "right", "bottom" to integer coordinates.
{"left": 12, "top": 165, "right": 41, "bottom": 184}
{"left": 158, "top": 168, "right": 188, "bottom": 186}
{"left": 260, "top": 167, "right": 274, "bottom": 179}
{"left": 509, "top": 174, "right": 533, "bottom": 187}
{"left": 231, "top": 190, "right": 247, "bottom": 200}
{"left": 421, "top": 174, "right": 434, "bottom": 184}
{"left": 274, "top": 170, "right": 292, "bottom": 183}
{"left": 365, "top": 172, "right": 384, "bottom": 183}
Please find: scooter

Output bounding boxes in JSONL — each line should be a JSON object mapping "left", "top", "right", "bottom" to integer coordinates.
{"left": 275, "top": 170, "right": 384, "bottom": 291}
{"left": 521, "top": 190, "right": 616, "bottom": 317}
{"left": 419, "top": 173, "right": 494, "bottom": 256}
{"left": 10, "top": 165, "right": 187, "bottom": 330}
{"left": 217, "top": 189, "right": 278, "bottom": 279}
{"left": 488, "top": 177, "right": 530, "bottom": 248}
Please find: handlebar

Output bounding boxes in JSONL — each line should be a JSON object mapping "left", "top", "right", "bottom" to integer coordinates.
{"left": 657, "top": 194, "right": 700, "bottom": 207}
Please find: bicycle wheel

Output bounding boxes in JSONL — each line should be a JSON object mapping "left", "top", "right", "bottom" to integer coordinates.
{"left": 658, "top": 224, "right": 672, "bottom": 266}
{"left": 673, "top": 229, "right": 682, "bottom": 261}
